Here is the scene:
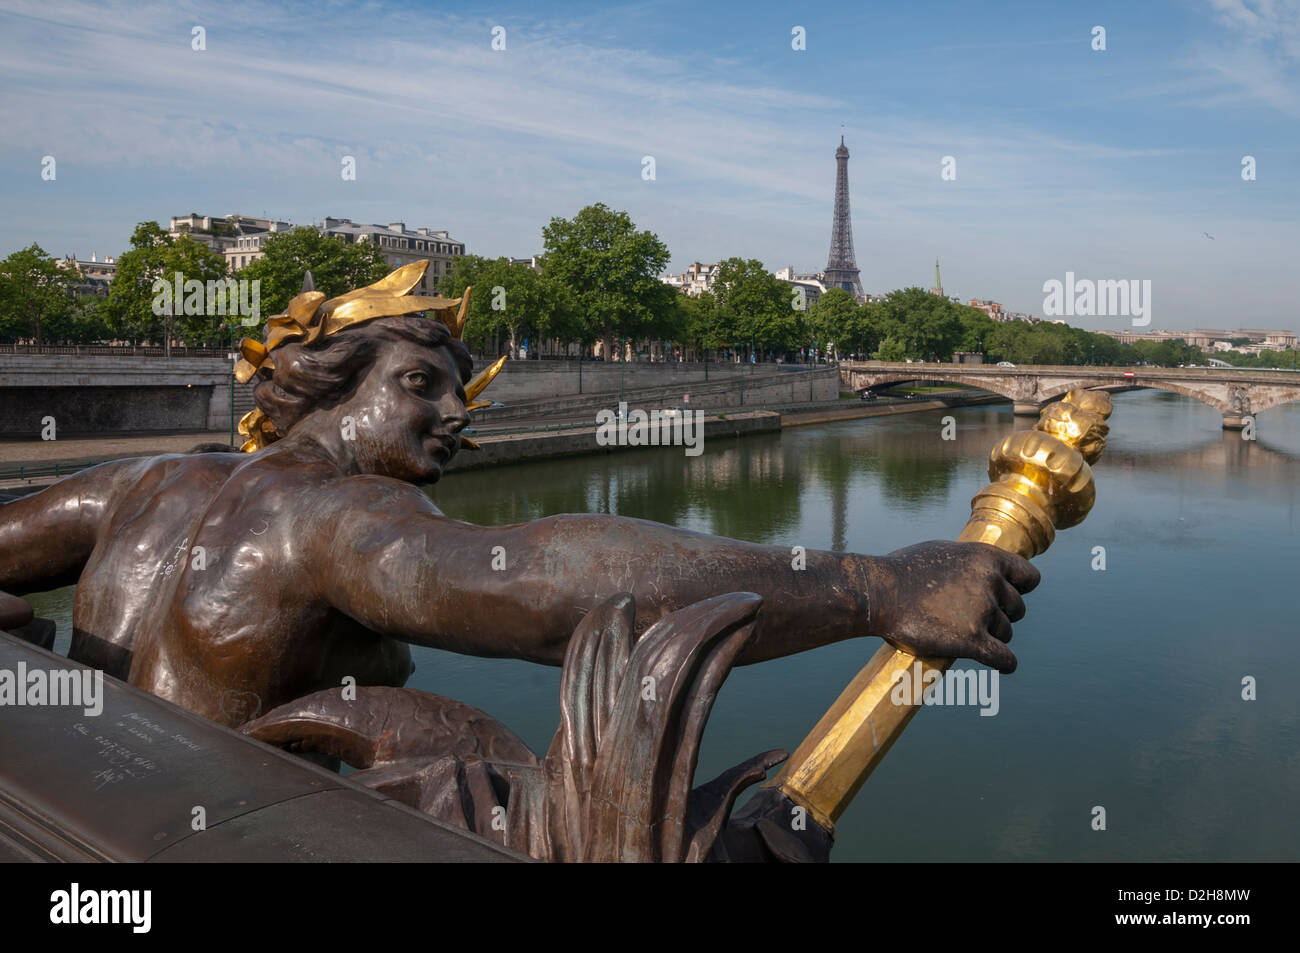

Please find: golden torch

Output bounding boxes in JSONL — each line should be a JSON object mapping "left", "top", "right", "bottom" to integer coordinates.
{"left": 763, "top": 389, "right": 1114, "bottom": 833}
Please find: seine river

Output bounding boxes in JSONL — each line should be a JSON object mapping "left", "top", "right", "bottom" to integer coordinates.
{"left": 27, "top": 389, "right": 1300, "bottom": 861}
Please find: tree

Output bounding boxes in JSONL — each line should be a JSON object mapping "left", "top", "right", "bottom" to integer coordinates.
{"left": 678, "top": 291, "right": 722, "bottom": 359}
{"left": 0, "top": 244, "right": 73, "bottom": 346}
{"left": 541, "top": 204, "right": 671, "bottom": 360}
{"left": 441, "top": 255, "right": 578, "bottom": 357}
{"left": 237, "top": 227, "right": 389, "bottom": 323}
{"left": 955, "top": 308, "right": 998, "bottom": 357}
{"left": 987, "top": 320, "right": 1032, "bottom": 363}
{"left": 43, "top": 294, "right": 112, "bottom": 345}
{"left": 711, "top": 257, "right": 806, "bottom": 359}
{"left": 810, "top": 287, "right": 858, "bottom": 358}
{"left": 105, "top": 222, "right": 228, "bottom": 352}
{"left": 1083, "top": 331, "right": 1123, "bottom": 365}
{"left": 1024, "top": 323, "right": 1069, "bottom": 365}
{"left": 875, "top": 287, "right": 964, "bottom": 361}
{"left": 844, "top": 300, "right": 888, "bottom": 360}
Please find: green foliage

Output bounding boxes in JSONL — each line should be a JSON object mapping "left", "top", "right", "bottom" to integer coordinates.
{"left": 0, "top": 243, "right": 73, "bottom": 345}
{"left": 873, "top": 287, "right": 965, "bottom": 361}
{"left": 105, "top": 222, "right": 229, "bottom": 346}
{"left": 44, "top": 295, "right": 113, "bottom": 344}
{"left": 677, "top": 291, "right": 722, "bottom": 352}
{"left": 541, "top": 203, "right": 672, "bottom": 357}
{"left": 955, "top": 309, "right": 998, "bottom": 355}
{"left": 877, "top": 337, "right": 908, "bottom": 361}
{"left": 441, "top": 255, "right": 578, "bottom": 354}
{"left": 806, "top": 288, "right": 889, "bottom": 358}
{"left": 711, "top": 257, "right": 807, "bottom": 356}
{"left": 237, "top": 227, "right": 389, "bottom": 322}
{"left": 1209, "top": 347, "right": 1299, "bottom": 369}
{"left": 809, "top": 287, "right": 858, "bottom": 355}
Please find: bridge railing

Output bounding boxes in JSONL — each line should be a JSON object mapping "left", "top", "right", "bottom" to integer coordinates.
{"left": 0, "top": 344, "right": 232, "bottom": 358}
{"left": 842, "top": 360, "right": 1300, "bottom": 381}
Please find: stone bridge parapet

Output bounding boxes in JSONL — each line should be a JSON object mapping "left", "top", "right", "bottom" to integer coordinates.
{"left": 841, "top": 362, "right": 1300, "bottom": 429}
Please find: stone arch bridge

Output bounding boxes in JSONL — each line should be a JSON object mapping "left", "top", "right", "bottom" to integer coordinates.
{"left": 841, "top": 361, "right": 1300, "bottom": 429}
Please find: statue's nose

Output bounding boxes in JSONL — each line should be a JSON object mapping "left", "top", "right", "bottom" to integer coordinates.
{"left": 441, "top": 398, "right": 470, "bottom": 434}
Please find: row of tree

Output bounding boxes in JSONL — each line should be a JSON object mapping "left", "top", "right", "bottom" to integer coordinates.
{"left": 2, "top": 202, "right": 1297, "bottom": 371}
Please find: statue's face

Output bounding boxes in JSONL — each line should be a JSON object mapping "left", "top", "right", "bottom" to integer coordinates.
{"left": 340, "top": 336, "right": 470, "bottom": 483}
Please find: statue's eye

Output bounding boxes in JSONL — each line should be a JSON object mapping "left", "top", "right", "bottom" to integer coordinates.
{"left": 405, "top": 371, "right": 428, "bottom": 389}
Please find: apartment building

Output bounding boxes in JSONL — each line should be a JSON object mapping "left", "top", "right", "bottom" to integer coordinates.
{"left": 169, "top": 213, "right": 293, "bottom": 271}
{"left": 773, "top": 266, "right": 826, "bottom": 308}
{"left": 320, "top": 218, "right": 466, "bottom": 293}
{"left": 57, "top": 253, "right": 117, "bottom": 295}
{"left": 170, "top": 213, "right": 466, "bottom": 290}
{"left": 662, "top": 261, "right": 721, "bottom": 297}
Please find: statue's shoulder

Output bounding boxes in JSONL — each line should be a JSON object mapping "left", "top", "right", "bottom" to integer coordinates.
{"left": 318, "top": 473, "right": 442, "bottom": 515}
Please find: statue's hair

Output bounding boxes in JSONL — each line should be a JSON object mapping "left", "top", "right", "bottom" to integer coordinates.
{"left": 252, "top": 315, "right": 473, "bottom": 437}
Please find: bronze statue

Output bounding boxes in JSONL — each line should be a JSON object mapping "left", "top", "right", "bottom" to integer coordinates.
{"left": 0, "top": 261, "right": 1040, "bottom": 860}
{"left": 244, "top": 591, "right": 827, "bottom": 862}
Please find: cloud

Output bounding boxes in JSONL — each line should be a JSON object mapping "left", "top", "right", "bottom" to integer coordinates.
{"left": 1209, "top": 0, "right": 1300, "bottom": 56}
{"left": 0, "top": 1, "right": 1296, "bottom": 329}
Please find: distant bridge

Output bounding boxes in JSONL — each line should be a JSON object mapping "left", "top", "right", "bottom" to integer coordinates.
{"left": 841, "top": 362, "right": 1300, "bottom": 429}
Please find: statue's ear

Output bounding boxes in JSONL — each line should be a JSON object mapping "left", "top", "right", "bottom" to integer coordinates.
{"left": 301, "top": 271, "right": 315, "bottom": 294}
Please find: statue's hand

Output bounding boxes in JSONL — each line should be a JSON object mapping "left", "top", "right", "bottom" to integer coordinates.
{"left": 871, "top": 541, "right": 1039, "bottom": 674}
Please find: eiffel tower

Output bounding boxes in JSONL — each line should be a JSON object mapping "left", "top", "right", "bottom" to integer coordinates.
{"left": 824, "top": 132, "right": 863, "bottom": 297}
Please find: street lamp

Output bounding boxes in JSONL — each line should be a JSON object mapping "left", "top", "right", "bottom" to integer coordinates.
{"left": 704, "top": 313, "right": 710, "bottom": 382}
{"left": 739, "top": 338, "right": 745, "bottom": 406}
{"left": 809, "top": 334, "right": 815, "bottom": 400}
{"left": 221, "top": 320, "right": 236, "bottom": 446}
{"left": 618, "top": 337, "right": 627, "bottom": 407}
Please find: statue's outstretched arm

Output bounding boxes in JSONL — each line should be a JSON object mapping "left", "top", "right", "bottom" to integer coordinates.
{"left": 317, "top": 477, "right": 1036, "bottom": 671}
{"left": 0, "top": 460, "right": 136, "bottom": 595}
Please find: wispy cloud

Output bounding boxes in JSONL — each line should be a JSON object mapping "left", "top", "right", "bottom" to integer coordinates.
{"left": 0, "top": 0, "right": 1296, "bottom": 327}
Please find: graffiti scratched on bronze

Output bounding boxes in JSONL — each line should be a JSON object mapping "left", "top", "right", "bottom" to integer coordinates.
{"left": 66, "top": 719, "right": 164, "bottom": 791}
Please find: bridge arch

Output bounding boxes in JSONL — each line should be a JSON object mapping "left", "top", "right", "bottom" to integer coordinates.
{"left": 847, "top": 372, "right": 1035, "bottom": 404}
{"left": 1037, "top": 378, "right": 1229, "bottom": 412}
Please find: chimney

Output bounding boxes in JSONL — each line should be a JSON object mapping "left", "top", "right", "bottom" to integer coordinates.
{"left": 388, "top": 222, "right": 406, "bottom": 233}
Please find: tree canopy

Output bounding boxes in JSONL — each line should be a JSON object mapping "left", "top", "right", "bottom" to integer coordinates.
{"left": 236, "top": 227, "right": 389, "bottom": 322}
{"left": 541, "top": 203, "right": 674, "bottom": 358}
{"left": 441, "top": 255, "right": 578, "bottom": 356}
{"left": 0, "top": 244, "right": 73, "bottom": 346}
{"left": 710, "top": 257, "right": 808, "bottom": 357}
{"left": 104, "top": 222, "right": 229, "bottom": 349}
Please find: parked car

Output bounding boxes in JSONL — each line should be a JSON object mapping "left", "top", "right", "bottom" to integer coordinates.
{"left": 996, "top": 361, "right": 1016, "bottom": 368}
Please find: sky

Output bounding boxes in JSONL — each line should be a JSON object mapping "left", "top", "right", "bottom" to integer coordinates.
{"left": 0, "top": 0, "right": 1297, "bottom": 330}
